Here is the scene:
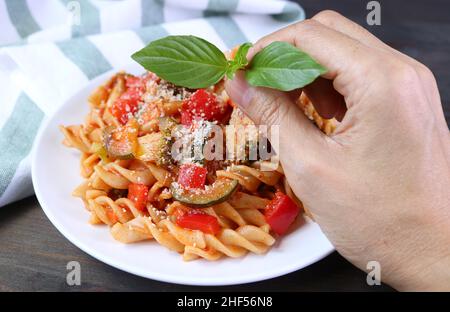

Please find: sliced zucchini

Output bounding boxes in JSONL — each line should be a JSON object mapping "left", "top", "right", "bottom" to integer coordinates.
{"left": 103, "top": 119, "right": 138, "bottom": 159}
{"left": 170, "top": 178, "right": 239, "bottom": 208}
{"left": 91, "top": 142, "right": 110, "bottom": 162}
{"left": 157, "top": 117, "right": 177, "bottom": 166}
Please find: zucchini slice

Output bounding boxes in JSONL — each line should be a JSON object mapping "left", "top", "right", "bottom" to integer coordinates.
{"left": 157, "top": 117, "right": 177, "bottom": 166}
{"left": 103, "top": 120, "right": 138, "bottom": 159}
{"left": 91, "top": 142, "right": 110, "bottom": 162}
{"left": 170, "top": 178, "right": 239, "bottom": 208}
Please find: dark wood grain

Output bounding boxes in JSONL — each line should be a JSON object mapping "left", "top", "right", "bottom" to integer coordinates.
{"left": 1, "top": 0, "right": 448, "bottom": 292}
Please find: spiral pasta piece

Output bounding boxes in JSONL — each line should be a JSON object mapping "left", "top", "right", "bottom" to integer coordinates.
{"left": 212, "top": 202, "right": 246, "bottom": 227}
{"left": 228, "top": 191, "right": 270, "bottom": 210}
{"left": 183, "top": 246, "right": 222, "bottom": 261}
{"left": 216, "top": 165, "right": 281, "bottom": 192}
{"left": 72, "top": 179, "right": 109, "bottom": 211}
{"left": 89, "top": 196, "right": 141, "bottom": 225}
{"left": 88, "top": 72, "right": 126, "bottom": 108}
{"left": 94, "top": 160, "right": 155, "bottom": 189}
{"left": 110, "top": 216, "right": 153, "bottom": 243}
{"left": 144, "top": 162, "right": 174, "bottom": 206}
{"left": 105, "top": 72, "right": 126, "bottom": 109}
{"left": 80, "top": 152, "right": 100, "bottom": 178}
{"left": 141, "top": 217, "right": 185, "bottom": 252}
{"left": 298, "top": 92, "right": 336, "bottom": 135}
{"left": 204, "top": 225, "right": 275, "bottom": 258}
{"left": 60, "top": 125, "right": 93, "bottom": 153}
{"left": 159, "top": 219, "right": 206, "bottom": 249}
{"left": 237, "top": 208, "right": 267, "bottom": 227}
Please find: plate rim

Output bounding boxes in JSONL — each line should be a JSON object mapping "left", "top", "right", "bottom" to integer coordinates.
{"left": 31, "top": 67, "right": 334, "bottom": 286}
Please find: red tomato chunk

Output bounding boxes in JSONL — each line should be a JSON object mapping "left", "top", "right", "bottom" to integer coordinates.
{"left": 176, "top": 213, "right": 221, "bottom": 235}
{"left": 127, "top": 183, "right": 149, "bottom": 211}
{"left": 177, "top": 164, "right": 207, "bottom": 189}
{"left": 111, "top": 75, "right": 147, "bottom": 125}
{"left": 181, "top": 89, "right": 225, "bottom": 125}
{"left": 264, "top": 192, "right": 300, "bottom": 235}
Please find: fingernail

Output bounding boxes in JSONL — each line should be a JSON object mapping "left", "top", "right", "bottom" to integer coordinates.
{"left": 225, "top": 71, "right": 252, "bottom": 109}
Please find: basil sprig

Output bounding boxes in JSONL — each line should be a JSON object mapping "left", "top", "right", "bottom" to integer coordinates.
{"left": 132, "top": 35, "right": 326, "bottom": 91}
{"left": 226, "top": 42, "right": 252, "bottom": 79}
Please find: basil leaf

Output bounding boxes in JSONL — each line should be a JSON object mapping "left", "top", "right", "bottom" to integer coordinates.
{"left": 245, "top": 41, "right": 326, "bottom": 91}
{"left": 226, "top": 42, "right": 252, "bottom": 79}
{"left": 131, "top": 35, "right": 228, "bottom": 89}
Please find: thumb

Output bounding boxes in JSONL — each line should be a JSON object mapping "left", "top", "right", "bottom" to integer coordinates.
{"left": 225, "top": 71, "right": 327, "bottom": 156}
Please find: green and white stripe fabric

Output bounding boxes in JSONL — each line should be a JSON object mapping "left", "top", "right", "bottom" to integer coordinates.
{"left": 0, "top": 0, "right": 304, "bottom": 207}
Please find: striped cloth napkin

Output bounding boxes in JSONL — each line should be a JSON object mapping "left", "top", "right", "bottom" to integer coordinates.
{"left": 0, "top": 0, "right": 305, "bottom": 207}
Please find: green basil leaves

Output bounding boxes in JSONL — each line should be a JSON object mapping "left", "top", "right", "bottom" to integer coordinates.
{"left": 132, "top": 35, "right": 326, "bottom": 91}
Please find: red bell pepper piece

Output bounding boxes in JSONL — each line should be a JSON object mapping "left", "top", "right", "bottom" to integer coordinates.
{"left": 111, "top": 75, "right": 147, "bottom": 125}
{"left": 177, "top": 163, "right": 208, "bottom": 189}
{"left": 181, "top": 89, "right": 225, "bottom": 125}
{"left": 127, "top": 183, "right": 149, "bottom": 211}
{"left": 264, "top": 192, "right": 300, "bottom": 235}
{"left": 176, "top": 213, "right": 221, "bottom": 235}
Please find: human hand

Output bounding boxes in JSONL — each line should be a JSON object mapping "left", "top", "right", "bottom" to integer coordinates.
{"left": 225, "top": 11, "right": 450, "bottom": 291}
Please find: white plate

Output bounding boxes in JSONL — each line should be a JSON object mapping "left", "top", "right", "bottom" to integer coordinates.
{"left": 32, "top": 63, "right": 334, "bottom": 286}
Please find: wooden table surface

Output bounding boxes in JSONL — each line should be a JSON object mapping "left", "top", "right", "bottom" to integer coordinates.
{"left": 1, "top": 0, "right": 448, "bottom": 292}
